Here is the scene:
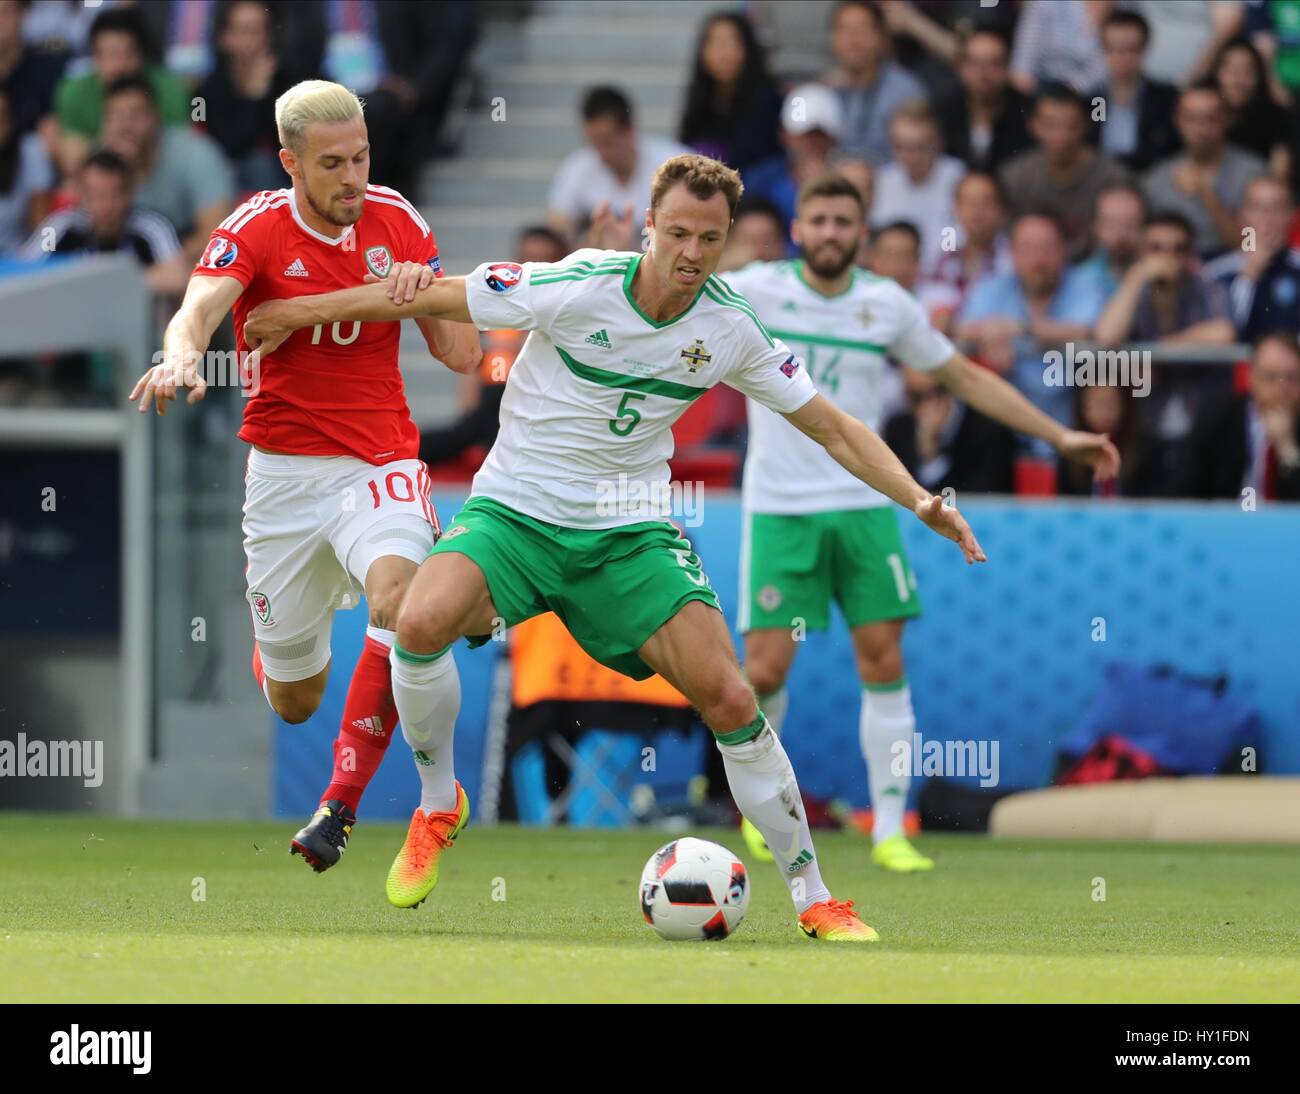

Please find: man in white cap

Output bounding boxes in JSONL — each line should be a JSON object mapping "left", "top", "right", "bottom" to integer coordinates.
{"left": 742, "top": 82, "right": 847, "bottom": 235}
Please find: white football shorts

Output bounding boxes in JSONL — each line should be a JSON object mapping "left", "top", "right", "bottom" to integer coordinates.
{"left": 242, "top": 449, "right": 440, "bottom": 682}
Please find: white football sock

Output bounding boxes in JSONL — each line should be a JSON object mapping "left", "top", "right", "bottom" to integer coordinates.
{"left": 390, "top": 644, "right": 461, "bottom": 813}
{"left": 757, "top": 686, "right": 788, "bottom": 737}
{"left": 717, "top": 716, "right": 831, "bottom": 913}
{"left": 860, "top": 681, "right": 914, "bottom": 843}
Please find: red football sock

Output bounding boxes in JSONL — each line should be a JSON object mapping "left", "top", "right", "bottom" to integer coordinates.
{"left": 323, "top": 636, "right": 397, "bottom": 813}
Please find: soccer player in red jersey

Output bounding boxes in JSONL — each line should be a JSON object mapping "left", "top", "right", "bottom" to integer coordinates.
{"left": 128, "top": 80, "right": 481, "bottom": 871}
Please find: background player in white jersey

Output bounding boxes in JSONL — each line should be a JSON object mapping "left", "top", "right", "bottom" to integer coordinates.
{"left": 244, "top": 154, "right": 985, "bottom": 940}
{"left": 724, "top": 173, "right": 1120, "bottom": 871}
{"left": 127, "top": 81, "right": 481, "bottom": 872}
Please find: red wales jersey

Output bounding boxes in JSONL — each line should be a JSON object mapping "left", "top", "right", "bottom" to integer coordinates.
{"left": 193, "top": 185, "right": 442, "bottom": 464}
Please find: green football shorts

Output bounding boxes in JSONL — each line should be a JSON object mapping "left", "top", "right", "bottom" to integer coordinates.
{"left": 428, "top": 495, "right": 721, "bottom": 679}
{"left": 739, "top": 507, "right": 921, "bottom": 633}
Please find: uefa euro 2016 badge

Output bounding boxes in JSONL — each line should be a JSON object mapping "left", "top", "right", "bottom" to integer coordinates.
{"left": 365, "top": 245, "right": 393, "bottom": 278}
{"left": 680, "top": 339, "right": 711, "bottom": 373}
{"left": 201, "top": 236, "right": 238, "bottom": 269}
{"left": 485, "top": 262, "right": 523, "bottom": 292}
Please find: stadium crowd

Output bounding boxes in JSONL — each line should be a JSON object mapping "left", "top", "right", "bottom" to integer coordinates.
{"left": 1, "top": 0, "right": 1298, "bottom": 500}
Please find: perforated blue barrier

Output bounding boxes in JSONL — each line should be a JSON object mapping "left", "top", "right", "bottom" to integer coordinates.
{"left": 275, "top": 492, "right": 1300, "bottom": 818}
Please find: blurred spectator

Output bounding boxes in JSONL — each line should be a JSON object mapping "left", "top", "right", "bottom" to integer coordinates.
{"left": 919, "top": 170, "right": 1012, "bottom": 332}
{"left": 1057, "top": 384, "right": 1166, "bottom": 497}
{"left": 870, "top": 100, "right": 964, "bottom": 270}
{"left": 21, "top": 0, "right": 100, "bottom": 55}
{"left": 1009, "top": 0, "right": 1110, "bottom": 96}
{"left": 420, "top": 226, "right": 568, "bottom": 470}
{"left": 1212, "top": 34, "right": 1291, "bottom": 167}
{"left": 1143, "top": 81, "right": 1267, "bottom": 258}
{"left": 865, "top": 219, "right": 919, "bottom": 290}
{"left": 1001, "top": 84, "right": 1132, "bottom": 262}
{"left": 20, "top": 146, "right": 186, "bottom": 294}
{"left": 1086, "top": 9, "right": 1180, "bottom": 173}
{"left": 1176, "top": 329, "right": 1300, "bottom": 500}
{"left": 829, "top": 154, "right": 872, "bottom": 210}
{"left": 547, "top": 86, "right": 688, "bottom": 246}
{"left": 273, "top": 1, "right": 476, "bottom": 193}
{"left": 956, "top": 213, "right": 1108, "bottom": 443}
{"left": 1243, "top": 0, "right": 1300, "bottom": 101}
{"left": 879, "top": 0, "right": 1019, "bottom": 93}
{"left": 0, "top": 0, "right": 67, "bottom": 148}
{"left": 1209, "top": 175, "right": 1300, "bottom": 341}
{"left": 937, "top": 26, "right": 1033, "bottom": 174}
{"left": 744, "top": 0, "right": 836, "bottom": 82}
{"left": 130, "top": 0, "right": 218, "bottom": 86}
{"left": 883, "top": 366, "right": 1016, "bottom": 494}
{"left": 195, "top": 0, "right": 303, "bottom": 194}
{"left": 744, "top": 82, "right": 843, "bottom": 229}
{"left": 54, "top": 6, "right": 190, "bottom": 175}
{"left": 720, "top": 197, "right": 788, "bottom": 268}
{"left": 1131, "top": 0, "right": 1244, "bottom": 87}
{"left": 1072, "top": 181, "right": 1146, "bottom": 299}
{"left": 678, "top": 11, "right": 783, "bottom": 175}
{"left": 0, "top": 82, "right": 52, "bottom": 252}
{"left": 100, "top": 75, "right": 233, "bottom": 262}
{"left": 1096, "top": 211, "right": 1235, "bottom": 346}
{"left": 821, "top": 0, "right": 926, "bottom": 165}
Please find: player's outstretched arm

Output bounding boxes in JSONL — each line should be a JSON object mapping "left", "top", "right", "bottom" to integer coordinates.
{"left": 785, "top": 393, "right": 987, "bottom": 564}
{"left": 129, "top": 273, "right": 243, "bottom": 416}
{"left": 934, "top": 352, "right": 1121, "bottom": 481}
{"left": 243, "top": 277, "right": 472, "bottom": 355}
{"left": 371, "top": 261, "right": 482, "bottom": 375}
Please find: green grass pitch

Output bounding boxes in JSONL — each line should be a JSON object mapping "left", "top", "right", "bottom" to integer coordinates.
{"left": 1, "top": 814, "right": 1297, "bottom": 1003}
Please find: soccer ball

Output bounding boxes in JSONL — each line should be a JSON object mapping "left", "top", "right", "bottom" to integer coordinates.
{"left": 639, "top": 837, "right": 750, "bottom": 941}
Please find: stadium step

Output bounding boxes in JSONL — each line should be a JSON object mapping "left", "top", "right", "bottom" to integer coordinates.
{"left": 519, "top": 16, "right": 701, "bottom": 65}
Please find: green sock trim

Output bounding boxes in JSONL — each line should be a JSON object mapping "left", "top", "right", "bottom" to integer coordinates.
{"left": 863, "top": 677, "right": 908, "bottom": 694}
{"left": 393, "top": 642, "right": 451, "bottom": 665}
{"left": 713, "top": 711, "right": 766, "bottom": 746}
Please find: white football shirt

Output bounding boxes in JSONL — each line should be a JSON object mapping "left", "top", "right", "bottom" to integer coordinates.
{"left": 464, "top": 249, "right": 817, "bottom": 528}
{"left": 724, "top": 260, "right": 955, "bottom": 514}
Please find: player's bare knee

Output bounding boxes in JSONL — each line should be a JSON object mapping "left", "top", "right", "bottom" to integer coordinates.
{"left": 268, "top": 687, "right": 322, "bottom": 725}
{"left": 395, "top": 603, "right": 456, "bottom": 656}
{"left": 746, "top": 660, "right": 787, "bottom": 699}
{"left": 857, "top": 647, "right": 904, "bottom": 685}
{"left": 702, "top": 677, "right": 759, "bottom": 735}
{"left": 366, "top": 579, "right": 409, "bottom": 632}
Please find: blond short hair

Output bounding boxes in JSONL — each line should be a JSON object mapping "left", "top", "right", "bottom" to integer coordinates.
{"left": 650, "top": 154, "right": 744, "bottom": 218}
{"left": 275, "top": 80, "right": 364, "bottom": 152}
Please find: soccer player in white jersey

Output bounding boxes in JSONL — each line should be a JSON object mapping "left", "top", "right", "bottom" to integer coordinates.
{"left": 127, "top": 81, "right": 481, "bottom": 871}
{"left": 244, "top": 154, "right": 985, "bottom": 940}
{"left": 724, "top": 173, "right": 1120, "bottom": 871}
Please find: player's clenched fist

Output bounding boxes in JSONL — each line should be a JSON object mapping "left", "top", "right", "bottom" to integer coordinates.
{"left": 366, "top": 260, "right": 436, "bottom": 303}
{"left": 128, "top": 351, "right": 208, "bottom": 415}
{"left": 914, "top": 495, "right": 987, "bottom": 565}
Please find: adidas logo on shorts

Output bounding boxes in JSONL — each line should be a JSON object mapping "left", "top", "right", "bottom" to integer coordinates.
{"left": 584, "top": 328, "right": 613, "bottom": 348}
